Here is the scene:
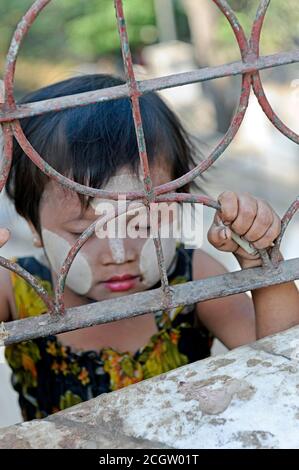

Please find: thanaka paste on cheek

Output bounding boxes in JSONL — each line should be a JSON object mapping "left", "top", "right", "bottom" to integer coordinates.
{"left": 140, "top": 237, "right": 177, "bottom": 288}
{"left": 41, "top": 228, "right": 93, "bottom": 295}
{"left": 139, "top": 202, "right": 178, "bottom": 287}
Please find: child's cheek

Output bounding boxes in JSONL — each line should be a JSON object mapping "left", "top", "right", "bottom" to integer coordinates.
{"left": 140, "top": 237, "right": 176, "bottom": 288}
{"left": 41, "top": 228, "right": 93, "bottom": 295}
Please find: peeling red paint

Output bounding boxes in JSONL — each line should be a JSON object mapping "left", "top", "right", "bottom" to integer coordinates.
{"left": 0, "top": 0, "right": 297, "bottom": 337}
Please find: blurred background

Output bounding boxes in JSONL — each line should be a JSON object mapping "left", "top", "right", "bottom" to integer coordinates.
{"left": 0, "top": 0, "right": 298, "bottom": 427}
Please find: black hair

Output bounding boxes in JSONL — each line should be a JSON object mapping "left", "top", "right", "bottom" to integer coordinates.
{"left": 6, "top": 74, "right": 202, "bottom": 234}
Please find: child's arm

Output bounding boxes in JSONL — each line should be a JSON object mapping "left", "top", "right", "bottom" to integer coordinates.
{"left": 0, "top": 229, "right": 13, "bottom": 322}
{"left": 193, "top": 191, "right": 299, "bottom": 349}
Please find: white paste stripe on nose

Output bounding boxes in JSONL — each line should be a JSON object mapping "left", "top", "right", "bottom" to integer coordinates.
{"left": 109, "top": 238, "right": 126, "bottom": 264}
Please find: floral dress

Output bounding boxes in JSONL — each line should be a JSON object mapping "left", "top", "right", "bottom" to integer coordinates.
{"left": 5, "top": 244, "right": 213, "bottom": 421}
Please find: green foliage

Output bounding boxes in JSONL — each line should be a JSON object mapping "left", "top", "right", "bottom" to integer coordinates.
{"left": 0, "top": 0, "right": 156, "bottom": 62}
{"left": 66, "top": 0, "right": 156, "bottom": 59}
{"left": 216, "top": 0, "right": 299, "bottom": 57}
{"left": 0, "top": 1, "right": 297, "bottom": 64}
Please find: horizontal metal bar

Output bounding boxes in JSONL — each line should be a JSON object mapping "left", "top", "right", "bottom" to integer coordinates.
{"left": 2, "top": 257, "right": 299, "bottom": 347}
{"left": 0, "top": 51, "right": 298, "bottom": 123}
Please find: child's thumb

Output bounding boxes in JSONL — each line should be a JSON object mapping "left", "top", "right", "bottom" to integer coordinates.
{"left": 208, "top": 216, "right": 232, "bottom": 248}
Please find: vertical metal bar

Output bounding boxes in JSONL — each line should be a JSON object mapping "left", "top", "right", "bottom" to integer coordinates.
{"left": 0, "top": 0, "right": 296, "bottom": 332}
{"left": 250, "top": 0, "right": 271, "bottom": 55}
{"left": 114, "top": 0, "right": 171, "bottom": 306}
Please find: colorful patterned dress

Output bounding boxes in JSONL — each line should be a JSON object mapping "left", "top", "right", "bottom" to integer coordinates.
{"left": 5, "top": 244, "right": 213, "bottom": 421}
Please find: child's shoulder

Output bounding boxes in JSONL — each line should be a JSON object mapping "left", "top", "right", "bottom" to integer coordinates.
{"left": 0, "top": 254, "right": 52, "bottom": 322}
{"left": 0, "top": 264, "right": 15, "bottom": 321}
{"left": 191, "top": 248, "right": 228, "bottom": 281}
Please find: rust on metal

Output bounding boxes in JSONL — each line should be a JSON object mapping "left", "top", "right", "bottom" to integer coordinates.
{"left": 3, "top": 257, "right": 299, "bottom": 346}
{"left": 0, "top": 0, "right": 297, "bottom": 340}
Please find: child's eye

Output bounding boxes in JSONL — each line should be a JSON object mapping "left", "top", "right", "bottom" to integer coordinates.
{"left": 70, "top": 232, "right": 83, "bottom": 237}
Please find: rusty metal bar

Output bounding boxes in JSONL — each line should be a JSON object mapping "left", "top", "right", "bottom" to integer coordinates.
{"left": 0, "top": 256, "right": 54, "bottom": 313}
{"left": 252, "top": 74, "right": 299, "bottom": 144}
{"left": 3, "top": 0, "right": 51, "bottom": 110}
{"left": 213, "top": 0, "right": 248, "bottom": 58}
{"left": 0, "top": 0, "right": 297, "bottom": 342}
{"left": 249, "top": 2, "right": 299, "bottom": 144}
{"left": 54, "top": 202, "right": 144, "bottom": 314}
{"left": 250, "top": 0, "right": 270, "bottom": 55}
{"left": 1, "top": 257, "right": 298, "bottom": 346}
{"left": 154, "top": 73, "right": 251, "bottom": 195}
{"left": 11, "top": 120, "right": 144, "bottom": 200}
{"left": 114, "top": 0, "right": 171, "bottom": 305}
{"left": 0, "top": 51, "right": 298, "bottom": 123}
{"left": 271, "top": 197, "right": 299, "bottom": 264}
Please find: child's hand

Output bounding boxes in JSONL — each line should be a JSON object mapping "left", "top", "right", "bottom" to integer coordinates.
{"left": 207, "top": 191, "right": 281, "bottom": 268}
{"left": 0, "top": 229, "right": 10, "bottom": 248}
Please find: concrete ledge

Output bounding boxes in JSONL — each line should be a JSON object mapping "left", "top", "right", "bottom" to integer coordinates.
{"left": 1, "top": 325, "right": 299, "bottom": 449}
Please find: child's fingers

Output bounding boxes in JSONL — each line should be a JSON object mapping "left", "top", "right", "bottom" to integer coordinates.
{"left": 240, "top": 198, "right": 281, "bottom": 249}
{"left": 0, "top": 228, "right": 10, "bottom": 247}
{"left": 251, "top": 212, "right": 281, "bottom": 250}
{"left": 230, "top": 243, "right": 261, "bottom": 260}
{"left": 208, "top": 212, "right": 259, "bottom": 256}
{"left": 218, "top": 191, "right": 261, "bottom": 238}
{"left": 216, "top": 191, "right": 279, "bottom": 256}
{"left": 242, "top": 198, "right": 273, "bottom": 243}
{"left": 217, "top": 191, "right": 239, "bottom": 225}
{"left": 207, "top": 212, "right": 239, "bottom": 252}
{"left": 227, "top": 192, "right": 257, "bottom": 235}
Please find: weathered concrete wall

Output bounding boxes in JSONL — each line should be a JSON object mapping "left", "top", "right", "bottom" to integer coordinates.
{"left": 1, "top": 325, "right": 299, "bottom": 449}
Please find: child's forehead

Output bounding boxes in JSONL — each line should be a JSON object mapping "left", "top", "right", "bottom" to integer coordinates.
{"left": 40, "top": 164, "right": 172, "bottom": 221}
{"left": 40, "top": 181, "right": 86, "bottom": 222}
{"left": 42, "top": 180, "right": 80, "bottom": 205}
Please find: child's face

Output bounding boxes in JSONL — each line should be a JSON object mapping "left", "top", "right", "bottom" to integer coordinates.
{"left": 39, "top": 164, "right": 177, "bottom": 301}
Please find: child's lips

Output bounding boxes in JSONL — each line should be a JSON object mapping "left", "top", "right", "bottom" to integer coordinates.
{"left": 103, "top": 274, "right": 140, "bottom": 292}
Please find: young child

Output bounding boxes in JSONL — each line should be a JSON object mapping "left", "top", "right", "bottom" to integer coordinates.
{"left": 0, "top": 74, "right": 298, "bottom": 421}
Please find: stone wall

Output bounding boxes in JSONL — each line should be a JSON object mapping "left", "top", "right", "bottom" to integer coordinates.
{"left": 1, "top": 325, "right": 299, "bottom": 449}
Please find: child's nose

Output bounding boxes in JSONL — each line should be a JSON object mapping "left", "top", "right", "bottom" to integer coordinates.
{"left": 101, "top": 238, "right": 137, "bottom": 265}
